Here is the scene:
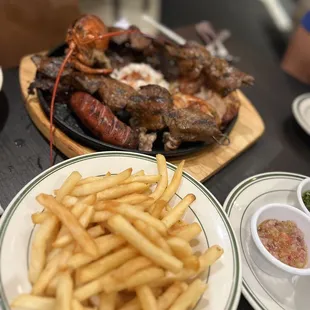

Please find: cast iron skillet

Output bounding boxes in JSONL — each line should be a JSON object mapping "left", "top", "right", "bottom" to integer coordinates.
{"left": 36, "top": 44, "right": 237, "bottom": 157}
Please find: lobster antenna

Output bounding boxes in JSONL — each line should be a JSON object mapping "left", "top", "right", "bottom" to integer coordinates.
{"left": 49, "top": 47, "right": 74, "bottom": 166}
{"left": 80, "top": 29, "right": 139, "bottom": 45}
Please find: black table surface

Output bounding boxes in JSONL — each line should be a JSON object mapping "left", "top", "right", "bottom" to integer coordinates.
{"left": 1, "top": 0, "right": 310, "bottom": 309}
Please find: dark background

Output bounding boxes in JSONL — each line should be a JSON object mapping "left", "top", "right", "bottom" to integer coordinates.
{"left": 1, "top": 0, "right": 310, "bottom": 308}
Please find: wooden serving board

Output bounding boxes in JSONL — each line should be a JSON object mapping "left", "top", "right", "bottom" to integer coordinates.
{"left": 19, "top": 54, "right": 265, "bottom": 182}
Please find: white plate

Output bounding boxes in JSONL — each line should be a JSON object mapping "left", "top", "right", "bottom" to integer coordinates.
{"left": 0, "top": 151, "right": 241, "bottom": 310}
{"left": 224, "top": 172, "right": 309, "bottom": 310}
{"left": 292, "top": 93, "right": 310, "bottom": 135}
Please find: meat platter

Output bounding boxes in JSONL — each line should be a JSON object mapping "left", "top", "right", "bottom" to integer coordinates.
{"left": 29, "top": 15, "right": 254, "bottom": 163}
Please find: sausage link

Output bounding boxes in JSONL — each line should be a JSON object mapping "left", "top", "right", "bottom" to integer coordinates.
{"left": 70, "top": 92, "right": 138, "bottom": 148}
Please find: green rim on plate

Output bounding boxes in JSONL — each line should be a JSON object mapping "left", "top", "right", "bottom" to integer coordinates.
{"left": 0, "top": 151, "right": 242, "bottom": 310}
{"left": 224, "top": 172, "right": 306, "bottom": 310}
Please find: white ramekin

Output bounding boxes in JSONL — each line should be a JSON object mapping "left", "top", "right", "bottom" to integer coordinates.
{"left": 297, "top": 178, "right": 310, "bottom": 216}
{"left": 251, "top": 203, "right": 310, "bottom": 276}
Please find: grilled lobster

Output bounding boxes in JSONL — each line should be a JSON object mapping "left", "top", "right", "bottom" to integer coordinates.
{"left": 49, "top": 15, "right": 137, "bottom": 165}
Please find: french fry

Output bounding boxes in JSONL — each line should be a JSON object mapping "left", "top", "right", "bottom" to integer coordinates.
{"left": 28, "top": 215, "right": 59, "bottom": 284}
{"left": 157, "top": 282, "right": 187, "bottom": 310}
{"left": 166, "top": 237, "right": 193, "bottom": 258}
{"left": 122, "top": 175, "right": 160, "bottom": 185}
{"left": 159, "top": 205, "right": 172, "bottom": 219}
{"left": 53, "top": 206, "right": 95, "bottom": 248}
{"left": 168, "top": 279, "right": 207, "bottom": 310}
{"left": 56, "top": 271, "right": 73, "bottom": 310}
{"left": 116, "top": 193, "right": 149, "bottom": 204}
{"left": 143, "top": 189, "right": 152, "bottom": 195}
{"left": 56, "top": 171, "right": 82, "bottom": 202}
{"left": 182, "top": 255, "right": 200, "bottom": 271}
{"left": 103, "top": 267, "right": 165, "bottom": 294}
{"left": 31, "top": 211, "right": 51, "bottom": 224}
{"left": 97, "top": 182, "right": 149, "bottom": 201}
{"left": 112, "top": 256, "right": 153, "bottom": 280}
{"left": 74, "top": 267, "right": 164, "bottom": 301}
{"left": 161, "top": 194, "right": 195, "bottom": 228}
{"left": 77, "top": 247, "right": 138, "bottom": 284}
{"left": 77, "top": 172, "right": 111, "bottom": 186}
{"left": 169, "top": 222, "right": 202, "bottom": 241}
{"left": 108, "top": 215, "right": 183, "bottom": 273}
{"left": 160, "top": 160, "right": 184, "bottom": 202}
{"left": 199, "top": 245, "right": 224, "bottom": 272}
{"left": 170, "top": 219, "right": 188, "bottom": 230}
{"left": 150, "top": 200, "right": 167, "bottom": 218}
{"left": 107, "top": 206, "right": 167, "bottom": 236}
{"left": 136, "top": 285, "right": 157, "bottom": 310}
{"left": 71, "top": 169, "right": 132, "bottom": 196}
{"left": 92, "top": 210, "right": 113, "bottom": 223}
{"left": 45, "top": 274, "right": 59, "bottom": 297}
{"left": 151, "top": 269, "right": 195, "bottom": 288}
{"left": 32, "top": 248, "right": 69, "bottom": 295}
{"left": 72, "top": 299, "right": 85, "bottom": 310}
{"left": 10, "top": 294, "right": 55, "bottom": 310}
{"left": 95, "top": 200, "right": 123, "bottom": 211}
{"left": 150, "top": 154, "right": 168, "bottom": 201}
{"left": 99, "top": 292, "right": 117, "bottom": 310}
{"left": 133, "top": 220, "right": 172, "bottom": 255}
{"left": 139, "top": 198, "right": 155, "bottom": 210}
{"left": 67, "top": 234, "right": 126, "bottom": 269}
{"left": 118, "top": 298, "right": 140, "bottom": 310}
{"left": 58, "top": 244, "right": 75, "bottom": 270}
{"left": 47, "top": 247, "right": 61, "bottom": 263}
{"left": 36, "top": 194, "right": 99, "bottom": 258}
{"left": 95, "top": 200, "right": 150, "bottom": 212}
{"left": 74, "top": 272, "right": 112, "bottom": 301}
{"left": 62, "top": 195, "right": 79, "bottom": 208}
{"left": 53, "top": 195, "right": 94, "bottom": 246}
{"left": 87, "top": 224, "right": 105, "bottom": 238}
{"left": 132, "top": 170, "right": 145, "bottom": 177}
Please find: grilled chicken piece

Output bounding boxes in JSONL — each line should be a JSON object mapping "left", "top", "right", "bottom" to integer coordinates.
{"left": 163, "top": 93, "right": 222, "bottom": 151}
{"left": 127, "top": 84, "right": 173, "bottom": 131}
{"left": 196, "top": 89, "right": 240, "bottom": 128}
{"left": 166, "top": 41, "right": 254, "bottom": 96}
{"left": 204, "top": 57, "right": 254, "bottom": 96}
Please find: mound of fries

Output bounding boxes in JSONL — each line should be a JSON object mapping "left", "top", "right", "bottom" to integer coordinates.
{"left": 11, "top": 154, "right": 224, "bottom": 310}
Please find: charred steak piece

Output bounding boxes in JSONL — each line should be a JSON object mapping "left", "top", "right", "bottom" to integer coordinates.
{"left": 97, "top": 77, "right": 137, "bottom": 112}
{"left": 163, "top": 93, "right": 222, "bottom": 151}
{"left": 127, "top": 84, "right": 173, "bottom": 131}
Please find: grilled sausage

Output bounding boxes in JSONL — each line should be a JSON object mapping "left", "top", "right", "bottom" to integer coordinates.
{"left": 70, "top": 92, "right": 138, "bottom": 148}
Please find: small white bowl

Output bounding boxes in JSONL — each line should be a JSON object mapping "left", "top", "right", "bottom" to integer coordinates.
{"left": 297, "top": 178, "right": 310, "bottom": 216}
{"left": 251, "top": 203, "right": 310, "bottom": 276}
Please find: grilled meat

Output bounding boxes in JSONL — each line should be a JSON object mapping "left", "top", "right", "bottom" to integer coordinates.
{"left": 163, "top": 93, "right": 222, "bottom": 151}
{"left": 197, "top": 89, "right": 240, "bottom": 127}
{"left": 97, "top": 77, "right": 137, "bottom": 112}
{"left": 166, "top": 41, "right": 254, "bottom": 95}
{"left": 70, "top": 92, "right": 138, "bottom": 148}
{"left": 127, "top": 84, "right": 173, "bottom": 131}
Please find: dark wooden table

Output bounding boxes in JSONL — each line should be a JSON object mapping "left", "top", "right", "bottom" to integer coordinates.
{"left": 1, "top": 0, "right": 310, "bottom": 309}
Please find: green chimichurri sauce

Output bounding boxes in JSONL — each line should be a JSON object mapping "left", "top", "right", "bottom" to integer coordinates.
{"left": 302, "top": 191, "right": 310, "bottom": 209}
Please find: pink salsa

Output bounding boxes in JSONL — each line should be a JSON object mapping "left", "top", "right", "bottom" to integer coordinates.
{"left": 257, "top": 219, "right": 308, "bottom": 268}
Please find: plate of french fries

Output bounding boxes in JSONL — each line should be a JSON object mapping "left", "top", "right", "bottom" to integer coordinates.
{"left": 0, "top": 151, "right": 241, "bottom": 310}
